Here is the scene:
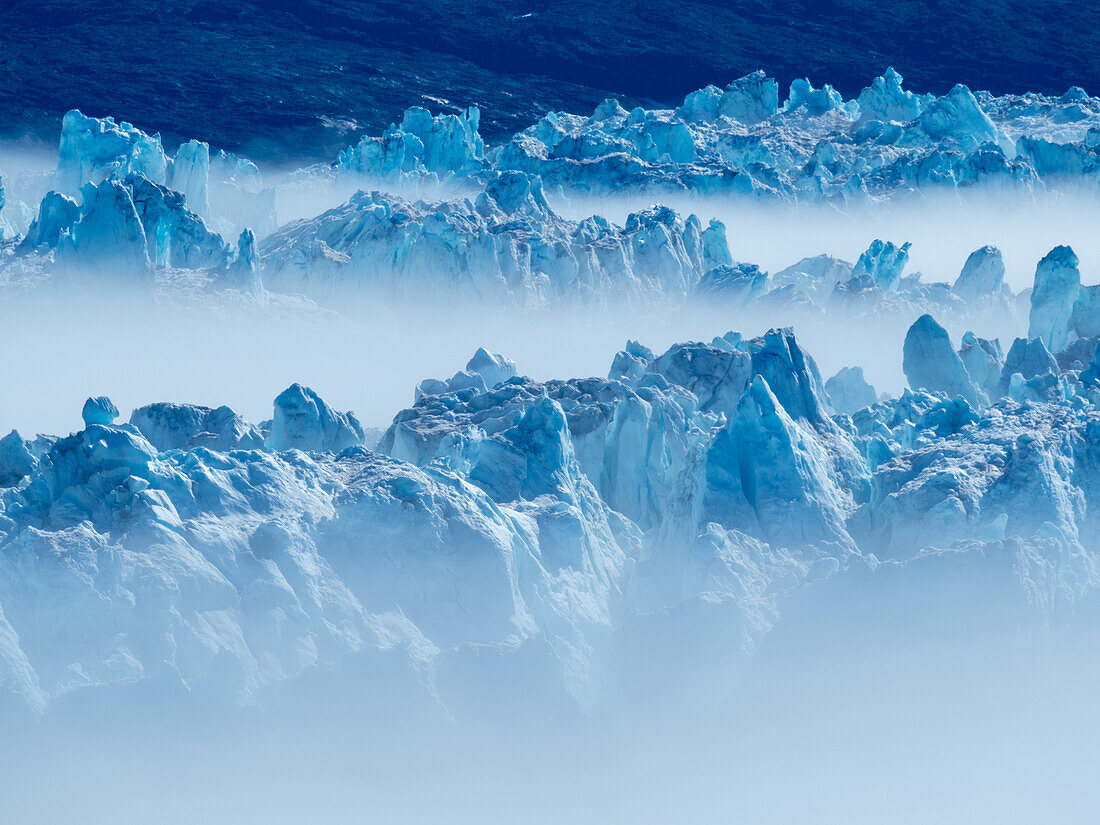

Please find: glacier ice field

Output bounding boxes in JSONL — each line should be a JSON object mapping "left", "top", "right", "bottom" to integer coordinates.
{"left": 2, "top": 66, "right": 1100, "bottom": 823}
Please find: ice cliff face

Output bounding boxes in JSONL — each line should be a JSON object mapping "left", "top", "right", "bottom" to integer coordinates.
{"left": 5, "top": 318, "right": 1100, "bottom": 713}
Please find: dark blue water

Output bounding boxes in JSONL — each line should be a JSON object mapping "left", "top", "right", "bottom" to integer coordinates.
{"left": 0, "top": 0, "right": 1094, "bottom": 161}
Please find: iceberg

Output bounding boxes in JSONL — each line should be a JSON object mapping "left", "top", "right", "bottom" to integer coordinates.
{"left": 784, "top": 78, "right": 846, "bottom": 116}
{"left": 958, "top": 332, "right": 1004, "bottom": 396}
{"left": 51, "top": 109, "right": 274, "bottom": 243}
{"left": 918, "top": 84, "right": 1005, "bottom": 149}
{"left": 0, "top": 431, "right": 36, "bottom": 488}
{"left": 851, "top": 239, "right": 911, "bottom": 293}
{"left": 81, "top": 396, "right": 119, "bottom": 427}
{"left": 131, "top": 402, "right": 265, "bottom": 452}
{"left": 57, "top": 178, "right": 154, "bottom": 282}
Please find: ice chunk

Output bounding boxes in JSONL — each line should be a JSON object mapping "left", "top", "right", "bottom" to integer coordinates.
{"left": 771, "top": 254, "right": 853, "bottom": 299}
{"left": 58, "top": 178, "right": 153, "bottom": 281}
{"left": 28, "top": 172, "right": 240, "bottom": 288}
{"left": 336, "top": 105, "right": 485, "bottom": 181}
{"left": 851, "top": 239, "right": 911, "bottom": 292}
{"left": 700, "top": 219, "right": 732, "bottom": 269}
{"left": 415, "top": 371, "right": 487, "bottom": 402}
{"left": 1070, "top": 284, "right": 1100, "bottom": 340}
{"left": 1028, "top": 245, "right": 1080, "bottom": 352}
{"left": 996, "top": 337, "right": 1059, "bottom": 397}
{"left": 706, "top": 374, "right": 855, "bottom": 549}
{"left": 917, "top": 396, "right": 980, "bottom": 438}
{"left": 677, "top": 85, "right": 725, "bottom": 122}
{"left": 855, "top": 68, "right": 926, "bottom": 124}
{"left": 266, "top": 384, "right": 365, "bottom": 453}
{"left": 414, "top": 349, "right": 518, "bottom": 401}
{"left": 919, "top": 84, "right": 1001, "bottom": 148}
{"left": 402, "top": 106, "right": 485, "bottom": 174}
{"left": 1055, "top": 336, "right": 1098, "bottom": 371}
{"left": 0, "top": 430, "right": 36, "bottom": 487}
{"left": 958, "top": 332, "right": 1004, "bottom": 396}
{"left": 1006, "top": 369, "right": 1067, "bottom": 403}
{"left": 17, "top": 192, "right": 79, "bottom": 251}
{"left": 56, "top": 110, "right": 168, "bottom": 198}
{"left": 903, "top": 314, "right": 981, "bottom": 405}
{"left": 167, "top": 139, "right": 211, "bottom": 217}
{"left": 696, "top": 263, "right": 767, "bottom": 301}
{"left": 465, "top": 347, "right": 517, "bottom": 389}
{"left": 720, "top": 71, "right": 780, "bottom": 124}
{"left": 481, "top": 170, "right": 552, "bottom": 218}
{"left": 650, "top": 340, "right": 752, "bottom": 418}
{"left": 608, "top": 340, "right": 654, "bottom": 383}
{"left": 1015, "top": 136, "right": 1095, "bottom": 177}
{"left": 81, "top": 396, "right": 119, "bottom": 427}
{"left": 1080, "top": 347, "right": 1100, "bottom": 385}
{"left": 633, "top": 118, "right": 696, "bottom": 164}
{"left": 590, "top": 98, "right": 629, "bottom": 122}
{"left": 784, "top": 79, "right": 846, "bottom": 116}
{"left": 130, "top": 402, "right": 264, "bottom": 452}
{"left": 825, "top": 367, "right": 878, "bottom": 415}
{"left": 126, "top": 174, "right": 232, "bottom": 269}
{"left": 16, "top": 424, "right": 161, "bottom": 527}
{"left": 746, "top": 329, "right": 839, "bottom": 427}
{"left": 952, "top": 245, "right": 1006, "bottom": 302}
{"left": 222, "top": 229, "right": 263, "bottom": 295}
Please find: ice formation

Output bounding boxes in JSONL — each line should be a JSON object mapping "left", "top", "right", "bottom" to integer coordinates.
{"left": 3, "top": 309, "right": 1100, "bottom": 714}
{"left": 952, "top": 245, "right": 1008, "bottom": 303}
{"left": 825, "top": 366, "right": 878, "bottom": 415}
{"left": 56, "top": 110, "right": 168, "bottom": 199}
{"left": 1, "top": 68, "right": 1100, "bottom": 719}
{"left": 259, "top": 176, "right": 719, "bottom": 305}
{"left": 335, "top": 106, "right": 486, "bottom": 184}
{"left": 903, "top": 314, "right": 982, "bottom": 404}
{"left": 0, "top": 68, "right": 1097, "bottom": 314}
{"left": 468, "top": 67, "right": 1097, "bottom": 201}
